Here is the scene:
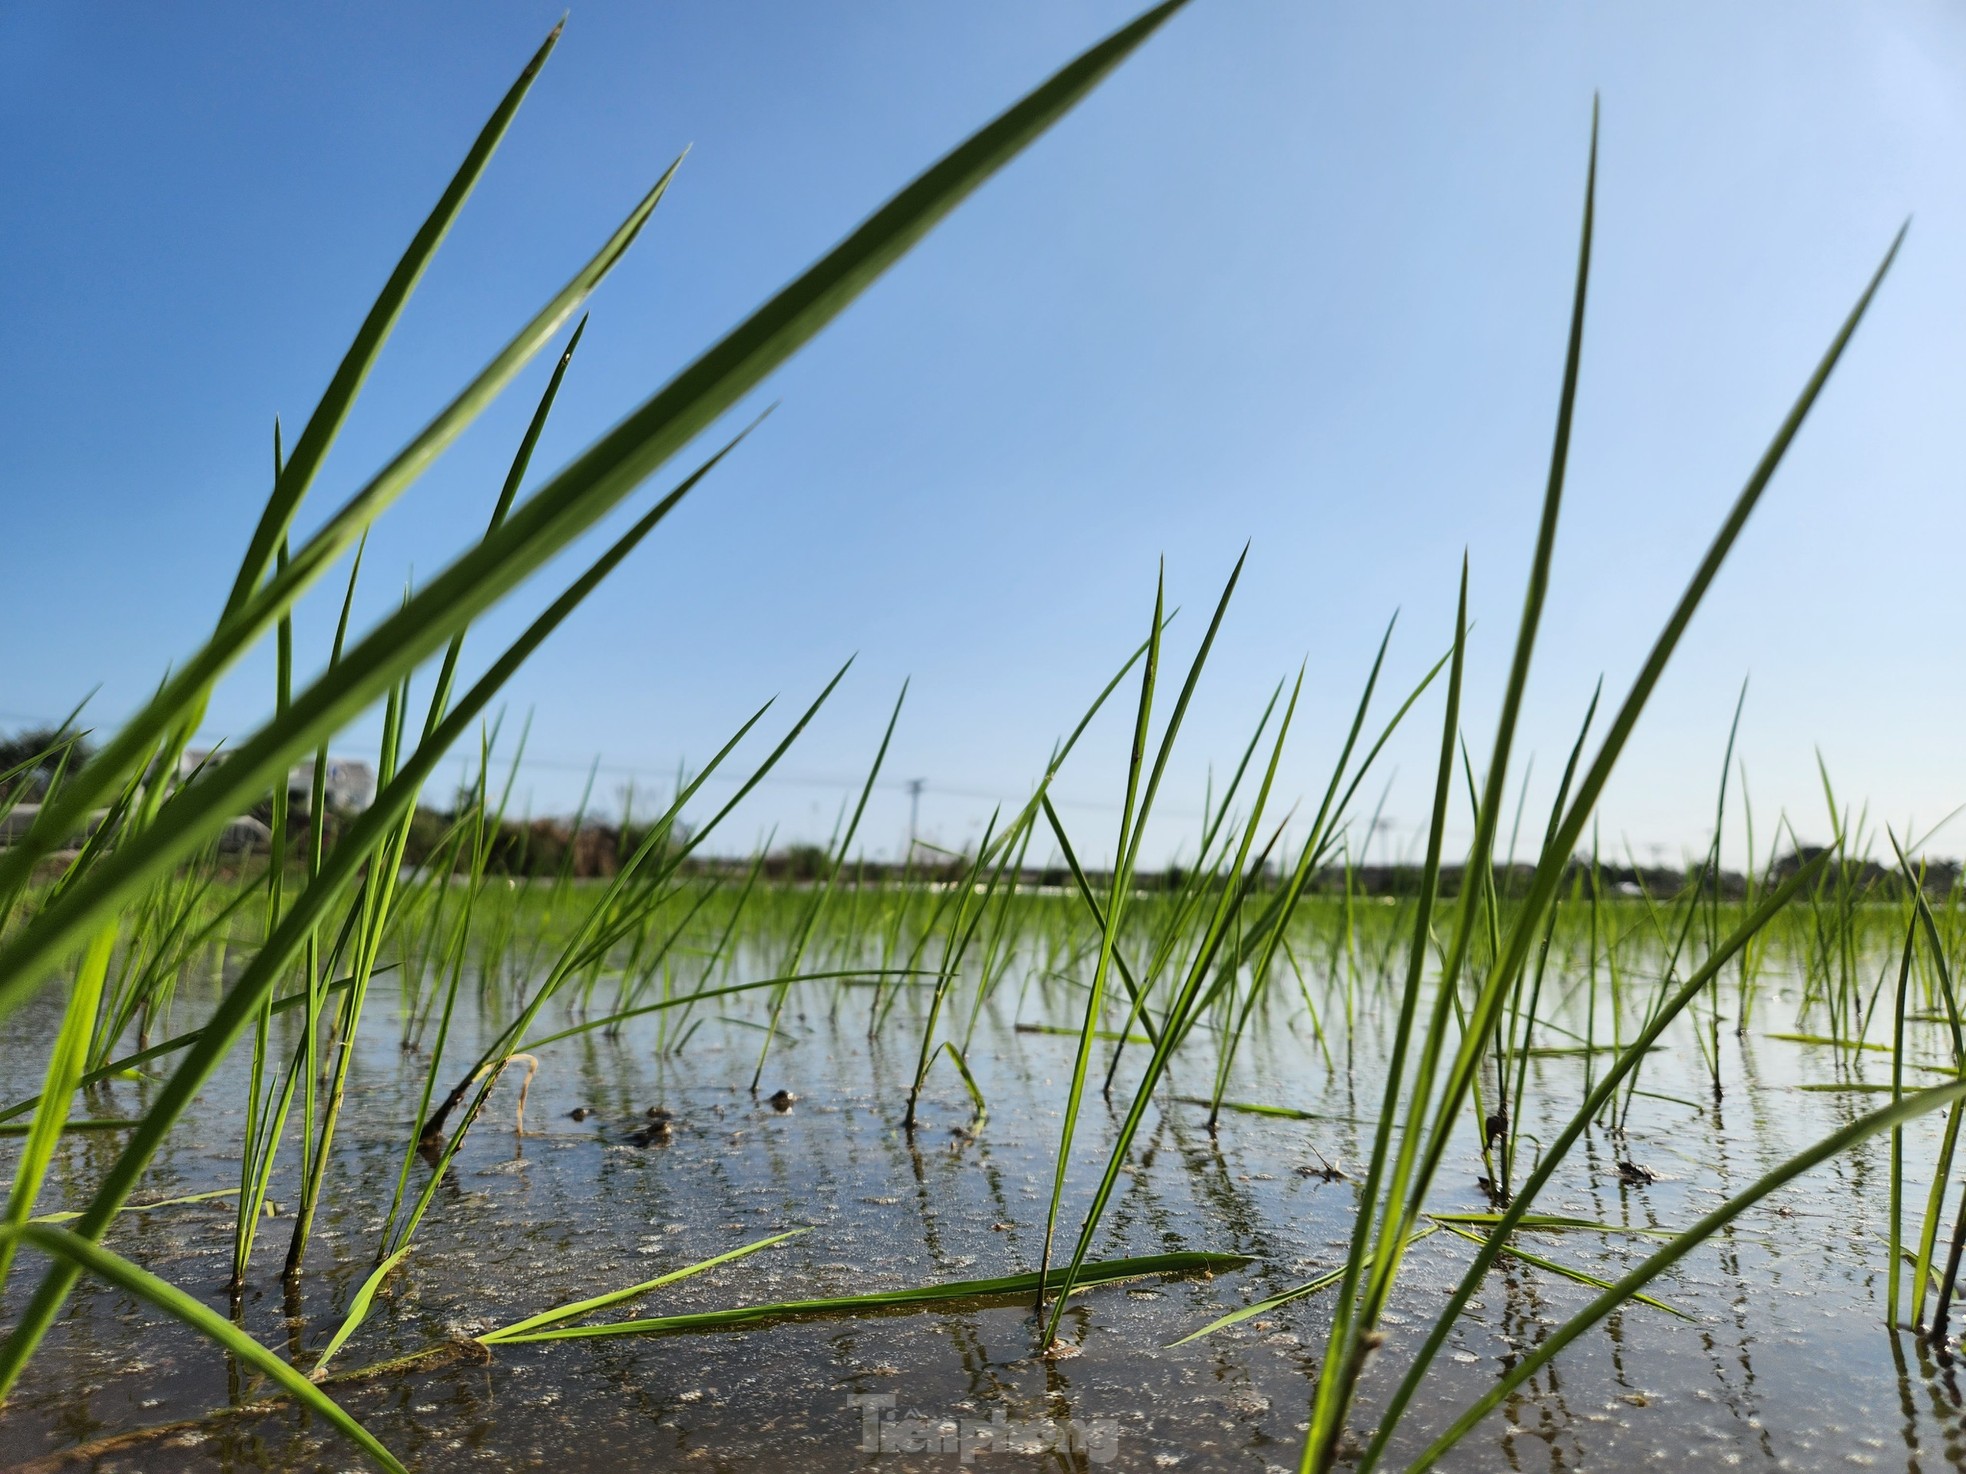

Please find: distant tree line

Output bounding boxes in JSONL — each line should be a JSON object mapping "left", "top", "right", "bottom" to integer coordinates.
{"left": 4, "top": 727, "right": 1960, "bottom": 894}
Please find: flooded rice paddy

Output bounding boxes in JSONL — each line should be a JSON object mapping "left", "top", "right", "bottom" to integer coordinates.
{"left": 3, "top": 932, "right": 1962, "bottom": 1474}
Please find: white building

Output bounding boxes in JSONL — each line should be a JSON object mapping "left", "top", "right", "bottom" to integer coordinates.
{"left": 177, "top": 750, "right": 377, "bottom": 814}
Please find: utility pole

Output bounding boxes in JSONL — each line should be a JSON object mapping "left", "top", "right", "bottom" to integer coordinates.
{"left": 905, "top": 778, "right": 926, "bottom": 863}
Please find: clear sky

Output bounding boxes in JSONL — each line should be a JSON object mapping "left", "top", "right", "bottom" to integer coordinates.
{"left": 4, "top": 3, "right": 1963, "bottom": 869}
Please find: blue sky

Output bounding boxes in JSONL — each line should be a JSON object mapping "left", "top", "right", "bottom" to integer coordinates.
{"left": 3, "top": 3, "right": 1963, "bottom": 867}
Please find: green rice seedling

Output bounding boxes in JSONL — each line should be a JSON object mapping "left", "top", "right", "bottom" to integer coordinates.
{"left": 1793, "top": 759, "right": 1889, "bottom": 1055}
{"left": 1394, "top": 1082, "right": 1966, "bottom": 1473}
{"left": 608, "top": 872, "right": 728, "bottom": 1037}
{"left": 15, "top": 8, "right": 1948, "bottom": 1465}
{"left": 377, "top": 731, "right": 507, "bottom": 1247}
{"left": 316, "top": 1226, "right": 813, "bottom": 1391}
{"left": 391, "top": 668, "right": 849, "bottom": 1257}
{"left": 230, "top": 521, "right": 296, "bottom": 1286}
{"left": 0, "top": 0, "right": 1193, "bottom": 1021}
{"left": 515, "top": 966, "right": 935, "bottom": 1061}
{"left": 954, "top": 825, "right": 1039, "bottom": 1050}
{"left": 0, "top": 723, "right": 92, "bottom": 911}
{"left": 0, "top": 965, "right": 385, "bottom": 1127}
{"left": 0, "top": 31, "right": 628, "bottom": 933}
{"left": 0, "top": 4, "right": 1192, "bottom": 1395}
{"left": 1348, "top": 855, "right": 1833, "bottom": 1472}
{"left": 663, "top": 839, "right": 775, "bottom": 1053}
{"left": 1603, "top": 805, "right": 1759, "bottom": 1139}
{"left": 344, "top": 312, "right": 591, "bottom": 1072}
{"left": 1296, "top": 105, "right": 1909, "bottom": 1468}
{"left": 1299, "top": 556, "right": 1469, "bottom": 1470}
{"left": 1732, "top": 759, "right": 1772, "bottom": 1032}
{"left": 1035, "top": 554, "right": 1246, "bottom": 1324}
{"left": 1882, "top": 832, "right": 1966, "bottom": 1334}
{"left": 1692, "top": 680, "right": 1751, "bottom": 1088}
{"left": 751, "top": 683, "right": 905, "bottom": 1092}
{"left": 475, "top": 1228, "right": 813, "bottom": 1345}
{"left": 1490, "top": 687, "right": 1602, "bottom": 1199}
{"left": 1885, "top": 877, "right": 1923, "bottom": 1328}
{"left": 1179, "top": 687, "right": 1305, "bottom": 1124}
{"left": 236, "top": 518, "right": 378, "bottom": 1289}
{"left": 882, "top": 623, "right": 1163, "bottom": 1078}
{"left": 1201, "top": 629, "right": 1441, "bottom": 1133}
{"left": 85, "top": 845, "right": 241, "bottom": 1069}
{"left": 284, "top": 674, "right": 415, "bottom": 1278}
{"left": 1038, "top": 586, "right": 1446, "bottom": 1348}
{"left": 2, "top": 1223, "right": 407, "bottom": 1471}
{"left": 901, "top": 808, "right": 1004, "bottom": 1130}
{"left": 1036, "top": 793, "right": 1169, "bottom": 1066}
{"left": 485, "top": 1252, "right": 1248, "bottom": 1345}
{"left": 1429, "top": 1219, "right": 1691, "bottom": 1318}
{"left": 0, "top": 928, "right": 116, "bottom": 1291}
{"left": 291, "top": 536, "right": 368, "bottom": 1229}
{"left": 93, "top": 1243, "right": 1243, "bottom": 1459}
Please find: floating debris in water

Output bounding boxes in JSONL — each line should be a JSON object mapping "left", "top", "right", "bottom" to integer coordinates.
{"left": 629, "top": 1117, "right": 674, "bottom": 1147}
{"left": 1298, "top": 1146, "right": 1346, "bottom": 1181}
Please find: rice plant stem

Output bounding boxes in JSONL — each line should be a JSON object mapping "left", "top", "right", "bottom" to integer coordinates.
{"left": 1402, "top": 1080, "right": 1966, "bottom": 1473}
{"left": 1353, "top": 851, "right": 1830, "bottom": 1473}
{"left": 0, "top": 0, "right": 1191, "bottom": 1012}
{"left": 0, "top": 445, "right": 737, "bottom": 1401}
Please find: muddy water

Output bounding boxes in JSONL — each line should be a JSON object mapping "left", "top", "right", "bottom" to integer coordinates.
{"left": 1, "top": 968, "right": 1961, "bottom": 1473}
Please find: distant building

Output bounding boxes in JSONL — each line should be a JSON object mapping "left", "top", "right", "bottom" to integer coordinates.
{"left": 1, "top": 751, "right": 374, "bottom": 856}
{"left": 297, "top": 758, "right": 377, "bottom": 814}
{"left": 219, "top": 815, "right": 272, "bottom": 853}
{"left": 0, "top": 802, "right": 107, "bottom": 851}
{"left": 0, "top": 804, "right": 47, "bottom": 847}
{"left": 178, "top": 749, "right": 377, "bottom": 814}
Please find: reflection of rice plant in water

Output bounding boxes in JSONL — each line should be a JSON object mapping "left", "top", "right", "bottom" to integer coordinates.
{"left": 3, "top": 6, "right": 1964, "bottom": 1471}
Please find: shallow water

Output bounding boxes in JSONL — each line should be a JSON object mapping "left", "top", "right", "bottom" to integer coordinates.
{"left": 3, "top": 963, "right": 1964, "bottom": 1473}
